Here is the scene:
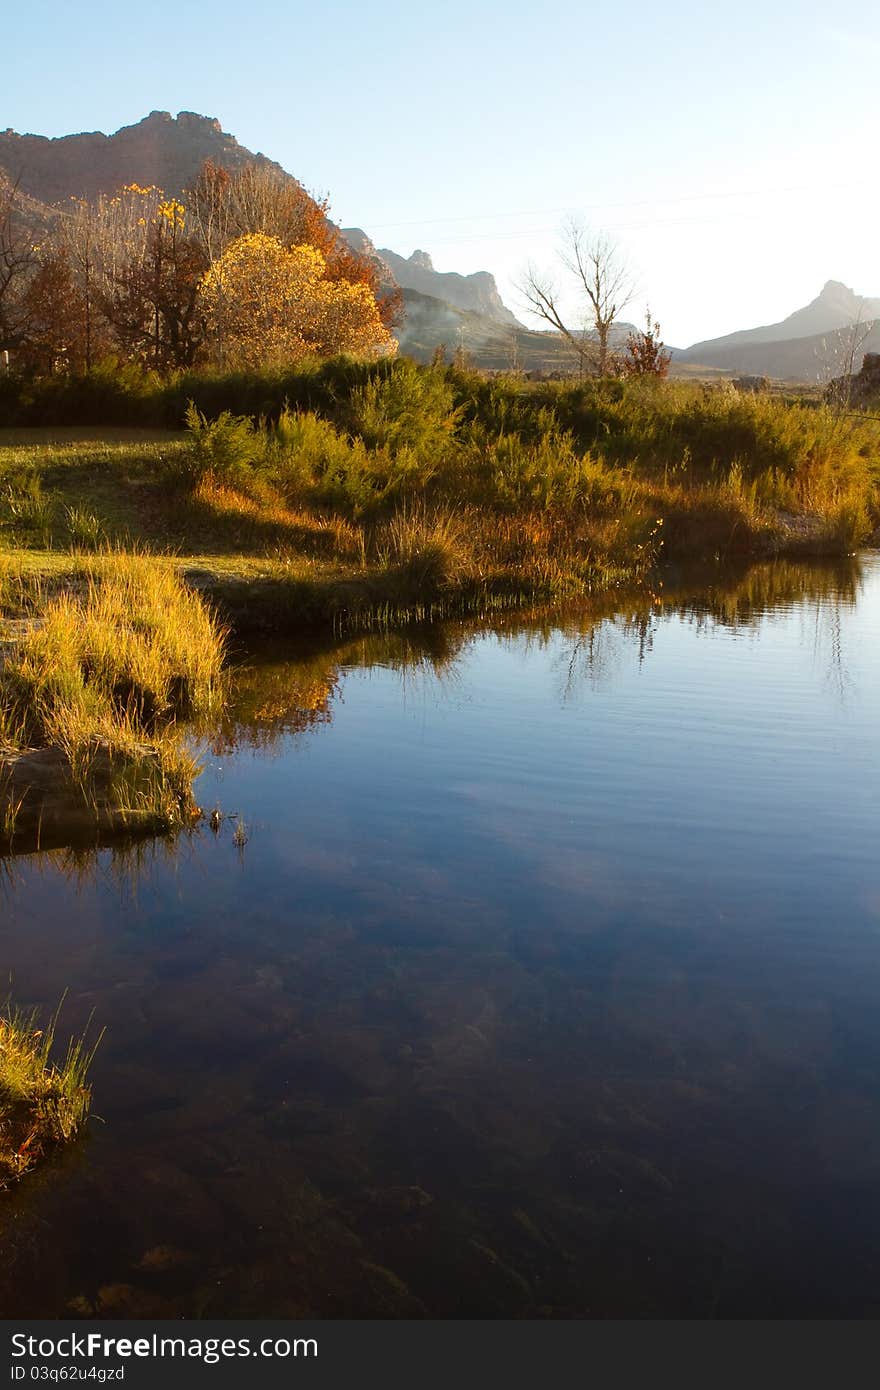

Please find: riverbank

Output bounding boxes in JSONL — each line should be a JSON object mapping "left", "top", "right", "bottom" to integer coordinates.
{"left": 2, "top": 368, "right": 879, "bottom": 848}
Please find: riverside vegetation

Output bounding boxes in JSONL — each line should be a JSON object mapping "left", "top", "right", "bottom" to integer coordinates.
{"left": 1, "top": 357, "right": 879, "bottom": 857}
{"left": 0, "top": 553, "right": 226, "bottom": 851}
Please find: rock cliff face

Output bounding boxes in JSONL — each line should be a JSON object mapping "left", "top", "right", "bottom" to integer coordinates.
{"left": 0, "top": 110, "right": 283, "bottom": 203}
{"left": 380, "top": 245, "right": 520, "bottom": 326}
{"left": 339, "top": 228, "right": 397, "bottom": 287}
{"left": 343, "top": 229, "right": 519, "bottom": 327}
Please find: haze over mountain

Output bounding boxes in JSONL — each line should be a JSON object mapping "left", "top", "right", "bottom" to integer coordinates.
{"left": 681, "top": 281, "right": 880, "bottom": 357}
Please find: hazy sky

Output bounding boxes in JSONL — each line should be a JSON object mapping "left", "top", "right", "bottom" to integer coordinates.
{"left": 5, "top": 1, "right": 878, "bottom": 345}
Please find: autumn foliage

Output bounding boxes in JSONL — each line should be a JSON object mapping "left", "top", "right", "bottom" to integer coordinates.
{"left": 622, "top": 311, "right": 672, "bottom": 379}
{"left": 2, "top": 160, "right": 397, "bottom": 373}
{"left": 188, "top": 161, "right": 402, "bottom": 334}
{"left": 199, "top": 234, "right": 395, "bottom": 367}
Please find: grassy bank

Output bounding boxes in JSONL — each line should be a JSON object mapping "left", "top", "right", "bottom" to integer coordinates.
{"left": 2, "top": 368, "right": 879, "bottom": 627}
{"left": 0, "top": 1002, "right": 101, "bottom": 1186}
{"left": 1, "top": 364, "right": 878, "bottom": 845}
{"left": 1, "top": 553, "right": 226, "bottom": 851}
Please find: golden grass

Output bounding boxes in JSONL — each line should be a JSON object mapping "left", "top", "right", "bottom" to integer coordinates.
{"left": 0, "top": 378, "right": 876, "bottom": 652}
{"left": 1, "top": 551, "right": 226, "bottom": 843}
{"left": 0, "top": 999, "right": 102, "bottom": 1186}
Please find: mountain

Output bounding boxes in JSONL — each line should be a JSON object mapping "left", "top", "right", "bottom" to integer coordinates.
{"left": 0, "top": 110, "right": 283, "bottom": 205}
{"left": 342, "top": 226, "right": 527, "bottom": 355}
{"left": 0, "top": 112, "right": 528, "bottom": 366}
{"left": 342, "top": 231, "right": 520, "bottom": 327}
{"left": 678, "top": 281, "right": 880, "bottom": 379}
{"left": 682, "top": 321, "right": 880, "bottom": 383}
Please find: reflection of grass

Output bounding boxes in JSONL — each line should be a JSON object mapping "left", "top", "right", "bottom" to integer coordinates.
{"left": 210, "top": 553, "right": 864, "bottom": 753}
{"left": 0, "top": 999, "right": 102, "bottom": 1187}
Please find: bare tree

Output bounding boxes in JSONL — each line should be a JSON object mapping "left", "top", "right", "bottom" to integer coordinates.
{"left": 56, "top": 197, "right": 103, "bottom": 370}
{"left": 519, "top": 219, "right": 635, "bottom": 376}
{"left": 0, "top": 174, "right": 39, "bottom": 353}
{"left": 818, "top": 313, "right": 874, "bottom": 415}
{"left": 187, "top": 161, "right": 332, "bottom": 265}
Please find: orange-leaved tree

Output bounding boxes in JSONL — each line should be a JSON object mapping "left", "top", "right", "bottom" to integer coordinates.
{"left": 188, "top": 160, "right": 402, "bottom": 332}
{"left": 198, "top": 233, "right": 396, "bottom": 368}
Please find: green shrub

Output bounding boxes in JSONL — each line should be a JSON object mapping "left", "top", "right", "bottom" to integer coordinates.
{"left": 174, "top": 402, "right": 266, "bottom": 491}
{"left": 347, "top": 358, "right": 459, "bottom": 457}
{"left": 268, "top": 408, "right": 427, "bottom": 516}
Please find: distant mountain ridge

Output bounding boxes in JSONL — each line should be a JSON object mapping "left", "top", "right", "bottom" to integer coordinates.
{"left": 684, "top": 281, "right": 880, "bottom": 355}
{"left": 342, "top": 230, "right": 520, "bottom": 328}
{"left": 678, "top": 280, "right": 880, "bottom": 380}
{"left": 680, "top": 321, "right": 880, "bottom": 381}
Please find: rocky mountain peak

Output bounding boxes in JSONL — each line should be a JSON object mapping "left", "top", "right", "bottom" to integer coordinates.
{"left": 375, "top": 244, "right": 520, "bottom": 328}
{"left": 0, "top": 110, "right": 282, "bottom": 205}
{"left": 819, "top": 279, "right": 853, "bottom": 297}
{"left": 814, "top": 280, "right": 864, "bottom": 312}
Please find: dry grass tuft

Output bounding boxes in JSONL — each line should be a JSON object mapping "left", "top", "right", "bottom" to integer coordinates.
{"left": 1, "top": 551, "right": 226, "bottom": 841}
{"left": 0, "top": 999, "right": 102, "bottom": 1187}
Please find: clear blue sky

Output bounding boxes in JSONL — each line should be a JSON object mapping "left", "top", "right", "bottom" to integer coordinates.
{"left": 6, "top": 0, "right": 879, "bottom": 345}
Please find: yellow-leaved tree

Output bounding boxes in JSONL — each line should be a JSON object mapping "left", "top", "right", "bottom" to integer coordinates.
{"left": 198, "top": 233, "right": 396, "bottom": 367}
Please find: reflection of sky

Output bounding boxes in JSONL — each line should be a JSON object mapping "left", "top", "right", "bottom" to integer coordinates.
{"left": 180, "top": 555, "right": 880, "bottom": 943}
{"left": 3, "top": 557, "right": 880, "bottom": 1316}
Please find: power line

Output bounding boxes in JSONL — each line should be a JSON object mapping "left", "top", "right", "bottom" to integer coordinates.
{"left": 403, "top": 205, "right": 816, "bottom": 249}
{"left": 362, "top": 180, "right": 856, "bottom": 234}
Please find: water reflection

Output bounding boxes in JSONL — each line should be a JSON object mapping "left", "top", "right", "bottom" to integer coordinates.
{"left": 1, "top": 553, "right": 879, "bottom": 1318}
{"left": 212, "top": 555, "right": 864, "bottom": 754}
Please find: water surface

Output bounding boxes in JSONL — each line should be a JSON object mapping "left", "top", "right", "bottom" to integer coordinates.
{"left": 2, "top": 556, "right": 880, "bottom": 1317}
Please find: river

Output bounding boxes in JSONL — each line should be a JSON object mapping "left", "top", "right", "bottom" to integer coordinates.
{"left": 2, "top": 555, "right": 879, "bottom": 1317}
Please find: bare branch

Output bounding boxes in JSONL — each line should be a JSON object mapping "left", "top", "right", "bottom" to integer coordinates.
{"left": 519, "top": 218, "right": 636, "bottom": 376}
{"left": 517, "top": 259, "right": 597, "bottom": 374}
{"left": 0, "top": 173, "right": 40, "bottom": 351}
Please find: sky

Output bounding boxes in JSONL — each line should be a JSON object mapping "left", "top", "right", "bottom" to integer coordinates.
{"left": 5, "top": 0, "right": 879, "bottom": 346}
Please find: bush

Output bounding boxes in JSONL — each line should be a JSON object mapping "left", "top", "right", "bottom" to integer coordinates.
{"left": 377, "top": 504, "right": 470, "bottom": 592}
{"left": 347, "top": 358, "right": 459, "bottom": 457}
{"left": 65, "top": 504, "right": 105, "bottom": 550}
{"left": 1, "top": 475, "right": 55, "bottom": 547}
{"left": 267, "top": 408, "right": 427, "bottom": 516}
{"left": 173, "top": 402, "right": 266, "bottom": 491}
